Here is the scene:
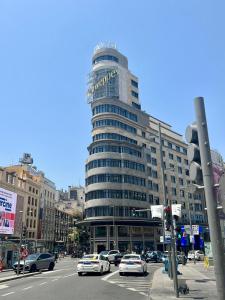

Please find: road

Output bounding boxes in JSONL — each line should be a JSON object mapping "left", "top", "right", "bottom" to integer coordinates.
{"left": 0, "top": 258, "right": 161, "bottom": 300}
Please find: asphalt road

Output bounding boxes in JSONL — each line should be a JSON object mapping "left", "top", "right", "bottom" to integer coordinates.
{"left": 0, "top": 258, "right": 161, "bottom": 300}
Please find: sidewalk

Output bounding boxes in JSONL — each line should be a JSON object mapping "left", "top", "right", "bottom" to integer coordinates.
{"left": 149, "top": 262, "right": 217, "bottom": 300}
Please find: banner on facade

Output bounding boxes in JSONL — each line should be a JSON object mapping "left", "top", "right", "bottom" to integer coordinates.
{"left": 172, "top": 204, "right": 182, "bottom": 218}
{"left": 0, "top": 187, "right": 17, "bottom": 234}
{"left": 151, "top": 205, "right": 163, "bottom": 219}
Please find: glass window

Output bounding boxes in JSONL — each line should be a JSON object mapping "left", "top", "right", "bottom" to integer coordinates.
{"left": 151, "top": 147, "right": 156, "bottom": 153}
{"left": 169, "top": 153, "right": 173, "bottom": 160}
{"left": 131, "top": 90, "right": 139, "bottom": 98}
{"left": 93, "top": 133, "right": 137, "bottom": 145}
{"left": 131, "top": 80, "right": 138, "bottom": 88}
{"left": 168, "top": 142, "right": 173, "bottom": 149}
{"left": 93, "top": 55, "right": 118, "bottom": 64}
{"left": 177, "top": 156, "right": 182, "bottom": 163}
{"left": 92, "top": 104, "right": 137, "bottom": 122}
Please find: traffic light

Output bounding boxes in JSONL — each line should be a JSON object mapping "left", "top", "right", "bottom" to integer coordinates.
{"left": 22, "top": 226, "right": 27, "bottom": 238}
{"left": 185, "top": 123, "right": 203, "bottom": 185}
{"left": 164, "top": 206, "right": 172, "bottom": 231}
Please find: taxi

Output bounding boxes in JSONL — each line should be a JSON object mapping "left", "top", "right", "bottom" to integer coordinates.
{"left": 119, "top": 254, "right": 147, "bottom": 276}
{"left": 77, "top": 254, "right": 110, "bottom": 276}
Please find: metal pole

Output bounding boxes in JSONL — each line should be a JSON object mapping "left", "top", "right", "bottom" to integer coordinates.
{"left": 158, "top": 123, "right": 167, "bottom": 251}
{"left": 195, "top": 97, "right": 225, "bottom": 300}
{"left": 17, "top": 222, "right": 23, "bottom": 276}
{"left": 113, "top": 205, "right": 115, "bottom": 249}
{"left": 169, "top": 201, "right": 179, "bottom": 298}
{"left": 187, "top": 196, "right": 196, "bottom": 264}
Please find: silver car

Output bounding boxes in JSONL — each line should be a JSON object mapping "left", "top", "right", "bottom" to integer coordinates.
{"left": 13, "top": 253, "right": 55, "bottom": 273}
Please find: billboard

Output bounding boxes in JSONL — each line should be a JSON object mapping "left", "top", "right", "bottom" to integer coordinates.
{"left": 0, "top": 187, "right": 17, "bottom": 234}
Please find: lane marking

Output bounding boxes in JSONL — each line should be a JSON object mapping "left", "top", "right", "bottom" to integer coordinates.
{"left": 0, "top": 286, "right": 8, "bottom": 290}
{"left": 102, "top": 270, "right": 119, "bottom": 281}
{"left": 127, "top": 288, "right": 137, "bottom": 291}
{"left": 23, "top": 286, "right": 33, "bottom": 290}
{"left": 39, "top": 282, "right": 47, "bottom": 286}
{"left": 1, "top": 292, "right": 15, "bottom": 297}
{"left": 52, "top": 279, "right": 59, "bottom": 282}
{"left": 139, "top": 292, "right": 148, "bottom": 296}
{"left": 63, "top": 273, "right": 76, "bottom": 278}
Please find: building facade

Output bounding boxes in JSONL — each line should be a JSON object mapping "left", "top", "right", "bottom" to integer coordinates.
{"left": 84, "top": 44, "right": 207, "bottom": 253}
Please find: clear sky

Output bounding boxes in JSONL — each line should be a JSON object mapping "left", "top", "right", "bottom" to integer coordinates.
{"left": 0, "top": 0, "right": 224, "bottom": 189}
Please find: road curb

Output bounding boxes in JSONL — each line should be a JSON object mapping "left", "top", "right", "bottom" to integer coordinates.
{"left": 0, "top": 271, "right": 43, "bottom": 283}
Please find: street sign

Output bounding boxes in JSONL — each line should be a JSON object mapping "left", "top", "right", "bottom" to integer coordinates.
{"left": 192, "top": 225, "right": 199, "bottom": 235}
{"left": 184, "top": 225, "right": 191, "bottom": 235}
{"left": 165, "top": 234, "right": 171, "bottom": 244}
{"left": 160, "top": 236, "right": 164, "bottom": 243}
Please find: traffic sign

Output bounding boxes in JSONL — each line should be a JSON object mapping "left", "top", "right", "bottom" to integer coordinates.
{"left": 192, "top": 225, "right": 199, "bottom": 235}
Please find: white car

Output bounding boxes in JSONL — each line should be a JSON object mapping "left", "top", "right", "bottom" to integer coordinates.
{"left": 77, "top": 254, "right": 110, "bottom": 276}
{"left": 119, "top": 254, "right": 147, "bottom": 276}
{"left": 188, "top": 250, "right": 204, "bottom": 261}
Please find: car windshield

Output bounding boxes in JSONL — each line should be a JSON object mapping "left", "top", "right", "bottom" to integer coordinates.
{"left": 109, "top": 251, "right": 118, "bottom": 254}
{"left": 100, "top": 251, "right": 109, "bottom": 255}
{"left": 26, "top": 254, "right": 39, "bottom": 260}
{"left": 123, "top": 255, "right": 140, "bottom": 260}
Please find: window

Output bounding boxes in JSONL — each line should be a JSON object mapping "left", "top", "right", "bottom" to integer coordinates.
{"left": 168, "top": 142, "right": 172, "bottom": 149}
{"left": 177, "top": 156, "right": 182, "bottom": 163}
{"left": 169, "top": 163, "right": 175, "bottom": 169}
{"left": 86, "top": 174, "right": 146, "bottom": 187}
{"left": 85, "top": 189, "right": 147, "bottom": 202}
{"left": 176, "top": 145, "right": 180, "bottom": 152}
{"left": 185, "top": 169, "right": 190, "bottom": 176}
{"left": 171, "top": 176, "right": 176, "bottom": 183}
{"left": 32, "top": 197, "right": 34, "bottom": 205}
{"left": 183, "top": 148, "right": 187, "bottom": 155}
{"left": 152, "top": 183, "right": 159, "bottom": 192}
{"left": 131, "top": 79, "right": 138, "bottom": 88}
{"left": 148, "top": 194, "right": 154, "bottom": 204}
{"left": 131, "top": 90, "right": 139, "bottom": 98}
{"left": 162, "top": 151, "right": 165, "bottom": 157}
{"left": 152, "top": 170, "right": 158, "bottom": 178}
{"left": 132, "top": 102, "right": 141, "bottom": 110}
{"left": 93, "top": 119, "right": 137, "bottom": 134}
{"left": 86, "top": 159, "right": 145, "bottom": 172}
{"left": 29, "top": 186, "right": 32, "bottom": 192}
{"left": 184, "top": 159, "right": 188, "bottom": 165}
{"left": 172, "top": 188, "right": 177, "bottom": 196}
{"left": 151, "top": 158, "right": 157, "bottom": 166}
{"left": 36, "top": 189, "right": 38, "bottom": 195}
{"left": 93, "top": 55, "right": 118, "bottom": 64}
{"left": 169, "top": 153, "right": 173, "bottom": 160}
{"left": 32, "top": 188, "right": 35, "bottom": 193}
{"left": 142, "top": 131, "right": 146, "bottom": 138}
{"left": 179, "top": 178, "right": 184, "bottom": 186}
{"left": 28, "top": 196, "right": 31, "bottom": 204}
{"left": 146, "top": 154, "right": 151, "bottom": 163}
{"left": 151, "top": 147, "right": 156, "bottom": 153}
{"left": 93, "top": 133, "right": 137, "bottom": 145}
{"left": 92, "top": 104, "right": 137, "bottom": 122}
{"left": 180, "top": 190, "right": 185, "bottom": 197}
{"left": 178, "top": 167, "right": 182, "bottom": 174}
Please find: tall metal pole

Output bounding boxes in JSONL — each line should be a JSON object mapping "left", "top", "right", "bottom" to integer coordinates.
{"left": 113, "top": 205, "right": 116, "bottom": 249}
{"left": 158, "top": 123, "right": 167, "bottom": 251}
{"left": 158, "top": 123, "right": 179, "bottom": 297}
{"left": 195, "top": 97, "right": 225, "bottom": 300}
{"left": 17, "top": 222, "right": 23, "bottom": 276}
{"left": 187, "top": 193, "right": 196, "bottom": 264}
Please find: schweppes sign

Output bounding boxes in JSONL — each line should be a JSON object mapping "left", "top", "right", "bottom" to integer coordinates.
{"left": 87, "top": 69, "right": 118, "bottom": 98}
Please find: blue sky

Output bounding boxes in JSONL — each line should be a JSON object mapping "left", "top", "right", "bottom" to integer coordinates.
{"left": 0, "top": 0, "right": 224, "bottom": 189}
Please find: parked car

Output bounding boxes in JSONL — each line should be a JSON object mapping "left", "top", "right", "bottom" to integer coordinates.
{"left": 119, "top": 254, "right": 147, "bottom": 276}
{"left": 77, "top": 254, "right": 110, "bottom": 276}
{"left": 145, "top": 251, "right": 163, "bottom": 263}
{"left": 188, "top": 250, "right": 204, "bottom": 261}
{"left": 13, "top": 253, "right": 55, "bottom": 273}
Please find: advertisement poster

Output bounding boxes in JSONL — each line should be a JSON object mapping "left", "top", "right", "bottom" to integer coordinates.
{"left": 0, "top": 187, "right": 17, "bottom": 234}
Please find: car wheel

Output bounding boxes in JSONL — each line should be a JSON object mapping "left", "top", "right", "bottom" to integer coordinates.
{"left": 78, "top": 272, "right": 82, "bottom": 276}
{"left": 48, "top": 262, "right": 55, "bottom": 271}
{"left": 30, "top": 264, "right": 37, "bottom": 273}
{"left": 99, "top": 267, "right": 103, "bottom": 276}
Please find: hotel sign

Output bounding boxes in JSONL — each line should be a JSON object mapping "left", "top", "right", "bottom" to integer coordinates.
{"left": 87, "top": 69, "right": 118, "bottom": 99}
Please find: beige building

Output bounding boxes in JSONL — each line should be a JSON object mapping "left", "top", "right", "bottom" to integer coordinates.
{"left": 0, "top": 155, "right": 57, "bottom": 252}
{"left": 56, "top": 186, "right": 85, "bottom": 217}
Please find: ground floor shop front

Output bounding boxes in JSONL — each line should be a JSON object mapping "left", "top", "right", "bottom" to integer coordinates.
{"left": 83, "top": 219, "right": 163, "bottom": 254}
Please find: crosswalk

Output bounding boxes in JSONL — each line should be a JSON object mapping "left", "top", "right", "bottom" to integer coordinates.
{"left": 106, "top": 277, "right": 151, "bottom": 297}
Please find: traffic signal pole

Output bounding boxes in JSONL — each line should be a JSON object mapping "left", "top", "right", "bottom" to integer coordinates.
{"left": 195, "top": 97, "right": 225, "bottom": 300}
